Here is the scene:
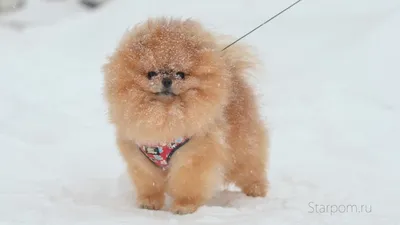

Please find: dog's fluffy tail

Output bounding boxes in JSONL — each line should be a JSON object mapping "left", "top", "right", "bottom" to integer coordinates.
{"left": 218, "top": 37, "right": 260, "bottom": 78}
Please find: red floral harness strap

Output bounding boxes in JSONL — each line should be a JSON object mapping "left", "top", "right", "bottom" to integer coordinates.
{"left": 137, "top": 137, "right": 190, "bottom": 170}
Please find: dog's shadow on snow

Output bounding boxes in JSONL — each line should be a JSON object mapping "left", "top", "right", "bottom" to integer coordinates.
{"left": 205, "top": 190, "right": 267, "bottom": 208}
{"left": 206, "top": 190, "right": 245, "bottom": 207}
{"left": 58, "top": 174, "right": 268, "bottom": 212}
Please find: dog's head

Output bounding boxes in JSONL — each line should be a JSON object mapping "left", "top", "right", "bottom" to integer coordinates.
{"left": 103, "top": 17, "right": 252, "bottom": 140}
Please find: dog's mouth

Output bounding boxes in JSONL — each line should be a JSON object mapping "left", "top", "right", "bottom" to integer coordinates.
{"left": 156, "top": 90, "right": 176, "bottom": 96}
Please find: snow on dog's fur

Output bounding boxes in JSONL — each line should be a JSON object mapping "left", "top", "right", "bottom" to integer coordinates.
{"left": 103, "top": 17, "right": 269, "bottom": 214}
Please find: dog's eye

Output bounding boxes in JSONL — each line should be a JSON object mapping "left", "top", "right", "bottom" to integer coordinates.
{"left": 147, "top": 71, "right": 158, "bottom": 80}
{"left": 176, "top": 71, "right": 185, "bottom": 79}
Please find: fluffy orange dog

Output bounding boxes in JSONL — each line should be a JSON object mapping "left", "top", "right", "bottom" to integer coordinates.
{"left": 103, "top": 17, "right": 269, "bottom": 214}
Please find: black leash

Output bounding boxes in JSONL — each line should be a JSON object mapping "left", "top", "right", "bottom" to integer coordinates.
{"left": 221, "top": 0, "right": 303, "bottom": 51}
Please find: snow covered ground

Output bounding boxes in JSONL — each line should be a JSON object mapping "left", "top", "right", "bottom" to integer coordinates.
{"left": 1, "top": 0, "right": 400, "bottom": 224}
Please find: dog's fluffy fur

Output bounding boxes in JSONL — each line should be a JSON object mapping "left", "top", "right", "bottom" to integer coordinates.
{"left": 103, "top": 17, "right": 269, "bottom": 214}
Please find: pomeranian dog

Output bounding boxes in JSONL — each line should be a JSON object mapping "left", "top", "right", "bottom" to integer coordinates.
{"left": 103, "top": 17, "right": 269, "bottom": 214}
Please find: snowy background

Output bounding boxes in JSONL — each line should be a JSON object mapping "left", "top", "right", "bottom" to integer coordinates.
{"left": 1, "top": 0, "right": 400, "bottom": 224}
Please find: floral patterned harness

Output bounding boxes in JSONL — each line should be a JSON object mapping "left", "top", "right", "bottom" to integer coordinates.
{"left": 137, "top": 137, "right": 190, "bottom": 170}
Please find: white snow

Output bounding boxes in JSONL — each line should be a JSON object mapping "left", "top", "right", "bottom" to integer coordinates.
{"left": 1, "top": 0, "right": 400, "bottom": 224}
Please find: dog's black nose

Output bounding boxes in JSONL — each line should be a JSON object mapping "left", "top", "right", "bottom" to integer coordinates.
{"left": 162, "top": 78, "right": 172, "bottom": 88}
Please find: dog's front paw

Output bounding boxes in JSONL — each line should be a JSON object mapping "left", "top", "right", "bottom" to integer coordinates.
{"left": 137, "top": 193, "right": 165, "bottom": 210}
{"left": 170, "top": 199, "right": 200, "bottom": 215}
